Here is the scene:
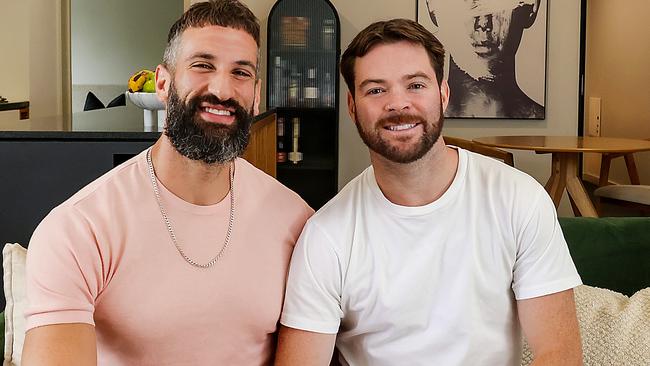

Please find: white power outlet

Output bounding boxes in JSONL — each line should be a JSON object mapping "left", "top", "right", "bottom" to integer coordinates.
{"left": 588, "top": 97, "right": 601, "bottom": 137}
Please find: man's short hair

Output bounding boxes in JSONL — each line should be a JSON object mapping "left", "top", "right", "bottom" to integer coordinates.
{"left": 163, "top": 0, "right": 260, "bottom": 71}
{"left": 340, "top": 18, "right": 445, "bottom": 97}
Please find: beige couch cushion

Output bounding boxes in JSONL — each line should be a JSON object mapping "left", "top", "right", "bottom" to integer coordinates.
{"left": 3, "top": 243, "right": 27, "bottom": 366}
{"left": 522, "top": 285, "right": 650, "bottom": 365}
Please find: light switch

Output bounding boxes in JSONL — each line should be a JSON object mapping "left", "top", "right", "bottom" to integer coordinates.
{"left": 588, "top": 97, "right": 601, "bottom": 137}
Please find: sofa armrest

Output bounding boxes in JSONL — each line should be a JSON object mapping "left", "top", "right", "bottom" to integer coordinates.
{"left": 558, "top": 217, "right": 650, "bottom": 296}
{"left": 1, "top": 310, "right": 4, "bottom": 361}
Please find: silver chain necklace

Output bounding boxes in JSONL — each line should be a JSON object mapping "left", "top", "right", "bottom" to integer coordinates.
{"left": 146, "top": 148, "right": 235, "bottom": 269}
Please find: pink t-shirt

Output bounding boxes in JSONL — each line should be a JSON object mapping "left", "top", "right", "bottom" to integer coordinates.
{"left": 25, "top": 150, "right": 313, "bottom": 365}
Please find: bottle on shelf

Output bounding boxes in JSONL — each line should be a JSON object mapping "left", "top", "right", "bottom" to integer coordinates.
{"left": 321, "top": 19, "right": 335, "bottom": 50}
{"left": 322, "top": 72, "right": 334, "bottom": 108}
{"left": 288, "top": 67, "right": 299, "bottom": 107}
{"left": 277, "top": 117, "right": 287, "bottom": 163}
{"left": 288, "top": 117, "right": 303, "bottom": 164}
{"left": 295, "top": 71, "right": 304, "bottom": 107}
{"left": 271, "top": 56, "right": 284, "bottom": 107}
{"left": 280, "top": 58, "right": 288, "bottom": 106}
{"left": 304, "top": 67, "right": 319, "bottom": 108}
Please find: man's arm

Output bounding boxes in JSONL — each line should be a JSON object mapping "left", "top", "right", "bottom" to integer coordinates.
{"left": 517, "top": 289, "right": 582, "bottom": 366}
{"left": 275, "top": 326, "right": 337, "bottom": 366}
{"left": 22, "top": 323, "right": 97, "bottom": 366}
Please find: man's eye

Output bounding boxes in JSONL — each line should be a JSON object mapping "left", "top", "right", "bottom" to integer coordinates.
{"left": 409, "top": 83, "right": 426, "bottom": 90}
{"left": 367, "top": 88, "right": 383, "bottom": 95}
{"left": 192, "top": 63, "right": 213, "bottom": 70}
{"left": 233, "top": 69, "right": 253, "bottom": 78}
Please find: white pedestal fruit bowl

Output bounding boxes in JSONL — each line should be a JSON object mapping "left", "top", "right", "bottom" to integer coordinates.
{"left": 126, "top": 92, "right": 166, "bottom": 132}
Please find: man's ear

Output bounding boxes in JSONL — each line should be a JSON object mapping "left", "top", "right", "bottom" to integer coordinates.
{"left": 253, "top": 79, "right": 261, "bottom": 116}
{"left": 347, "top": 91, "right": 357, "bottom": 123}
{"left": 440, "top": 79, "right": 450, "bottom": 113}
{"left": 155, "top": 64, "right": 172, "bottom": 104}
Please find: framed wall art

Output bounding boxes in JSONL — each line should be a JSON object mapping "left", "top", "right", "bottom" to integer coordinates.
{"left": 417, "top": 0, "right": 548, "bottom": 119}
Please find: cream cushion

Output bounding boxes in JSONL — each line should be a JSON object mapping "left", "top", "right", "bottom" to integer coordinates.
{"left": 521, "top": 285, "right": 650, "bottom": 365}
{"left": 594, "top": 184, "right": 650, "bottom": 205}
{"left": 3, "top": 243, "right": 27, "bottom": 366}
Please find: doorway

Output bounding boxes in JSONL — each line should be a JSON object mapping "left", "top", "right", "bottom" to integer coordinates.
{"left": 579, "top": 0, "right": 650, "bottom": 186}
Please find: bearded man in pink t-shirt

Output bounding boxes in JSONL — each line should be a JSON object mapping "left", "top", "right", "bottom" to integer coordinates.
{"left": 22, "top": 1, "right": 313, "bottom": 365}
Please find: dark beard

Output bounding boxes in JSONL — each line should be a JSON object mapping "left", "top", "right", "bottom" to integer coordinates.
{"left": 164, "top": 83, "right": 253, "bottom": 164}
{"left": 354, "top": 107, "right": 443, "bottom": 164}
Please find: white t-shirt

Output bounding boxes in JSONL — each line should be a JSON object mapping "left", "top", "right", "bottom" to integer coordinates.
{"left": 280, "top": 148, "right": 582, "bottom": 366}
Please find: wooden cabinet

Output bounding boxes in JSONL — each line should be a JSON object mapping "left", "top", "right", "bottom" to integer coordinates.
{"left": 267, "top": 0, "right": 340, "bottom": 209}
{"left": 242, "top": 111, "right": 277, "bottom": 178}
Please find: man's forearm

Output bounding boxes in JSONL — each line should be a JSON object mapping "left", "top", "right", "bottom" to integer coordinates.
{"left": 531, "top": 350, "right": 582, "bottom": 366}
{"left": 22, "top": 323, "right": 97, "bottom": 366}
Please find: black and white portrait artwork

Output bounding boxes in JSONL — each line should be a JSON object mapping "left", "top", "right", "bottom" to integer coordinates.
{"left": 417, "top": 0, "right": 547, "bottom": 119}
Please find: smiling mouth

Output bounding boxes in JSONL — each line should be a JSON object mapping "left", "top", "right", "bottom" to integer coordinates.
{"left": 203, "top": 107, "right": 232, "bottom": 116}
{"left": 384, "top": 123, "right": 418, "bottom": 131}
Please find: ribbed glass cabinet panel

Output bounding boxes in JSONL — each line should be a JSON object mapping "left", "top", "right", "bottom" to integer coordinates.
{"left": 267, "top": 0, "right": 340, "bottom": 209}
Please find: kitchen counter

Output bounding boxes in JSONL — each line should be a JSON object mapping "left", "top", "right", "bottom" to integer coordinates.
{"left": 0, "top": 109, "right": 275, "bottom": 141}
{"left": 0, "top": 101, "right": 30, "bottom": 119}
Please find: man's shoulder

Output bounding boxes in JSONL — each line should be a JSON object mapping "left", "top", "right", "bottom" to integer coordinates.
{"left": 306, "top": 168, "right": 370, "bottom": 230}
{"left": 58, "top": 152, "right": 146, "bottom": 214}
{"left": 236, "top": 158, "right": 313, "bottom": 214}
{"left": 461, "top": 149, "right": 550, "bottom": 224}
{"left": 463, "top": 149, "right": 541, "bottom": 189}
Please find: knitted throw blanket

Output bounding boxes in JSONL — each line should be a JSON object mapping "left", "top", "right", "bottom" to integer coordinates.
{"left": 521, "top": 285, "right": 650, "bottom": 365}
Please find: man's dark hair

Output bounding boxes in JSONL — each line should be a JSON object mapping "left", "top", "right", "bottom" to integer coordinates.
{"left": 340, "top": 18, "right": 445, "bottom": 97}
{"left": 163, "top": 0, "right": 260, "bottom": 71}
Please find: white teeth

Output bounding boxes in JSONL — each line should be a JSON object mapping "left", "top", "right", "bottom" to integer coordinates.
{"left": 387, "top": 123, "right": 416, "bottom": 131}
{"left": 205, "top": 107, "right": 231, "bottom": 116}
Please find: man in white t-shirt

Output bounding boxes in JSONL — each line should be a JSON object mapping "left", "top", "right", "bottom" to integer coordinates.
{"left": 275, "top": 18, "right": 582, "bottom": 366}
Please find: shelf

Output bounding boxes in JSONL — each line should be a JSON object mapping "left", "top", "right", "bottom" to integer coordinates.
{"left": 273, "top": 106, "right": 337, "bottom": 114}
{"left": 271, "top": 49, "right": 338, "bottom": 56}
{"left": 277, "top": 155, "right": 336, "bottom": 171}
{"left": 0, "top": 101, "right": 29, "bottom": 112}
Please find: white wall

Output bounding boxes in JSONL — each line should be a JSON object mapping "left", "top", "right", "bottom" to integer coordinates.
{"left": 0, "top": 0, "right": 29, "bottom": 104}
{"left": 71, "top": 0, "right": 182, "bottom": 86}
{"left": 0, "top": 0, "right": 29, "bottom": 128}
{"left": 70, "top": 0, "right": 182, "bottom": 133}
{"left": 0, "top": 0, "right": 64, "bottom": 131}
{"left": 584, "top": 0, "right": 650, "bottom": 185}
{"left": 29, "top": 0, "right": 66, "bottom": 131}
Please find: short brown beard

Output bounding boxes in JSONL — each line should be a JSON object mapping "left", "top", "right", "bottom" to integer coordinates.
{"left": 354, "top": 106, "right": 444, "bottom": 164}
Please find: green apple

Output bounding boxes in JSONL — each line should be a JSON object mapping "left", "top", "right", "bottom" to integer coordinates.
{"left": 142, "top": 79, "right": 156, "bottom": 93}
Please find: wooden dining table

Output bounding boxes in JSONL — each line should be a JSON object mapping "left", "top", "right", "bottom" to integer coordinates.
{"left": 473, "top": 136, "right": 650, "bottom": 217}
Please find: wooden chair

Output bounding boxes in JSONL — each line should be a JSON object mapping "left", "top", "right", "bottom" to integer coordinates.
{"left": 595, "top": 138, "right": 650, "bottom": 215}
{"left": 598, "top": 138, "right": 649, "bottom": 187}
{"left": 443, "top": 135, "right": 515, "bottom": 167}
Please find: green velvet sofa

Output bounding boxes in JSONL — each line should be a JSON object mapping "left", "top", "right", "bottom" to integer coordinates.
{"left": 559, "top": 217, "right": 650, "bottom": 296}
{"left": 2, "top": 217, "right": 649, "bottom": 363}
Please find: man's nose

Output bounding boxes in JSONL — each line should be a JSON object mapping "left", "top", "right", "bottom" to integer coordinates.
{"left": 385, "top": 90, "right": 412, "bottom": 112}
{"left": 207, "top": 72, "right": 234, "bottom": 101}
